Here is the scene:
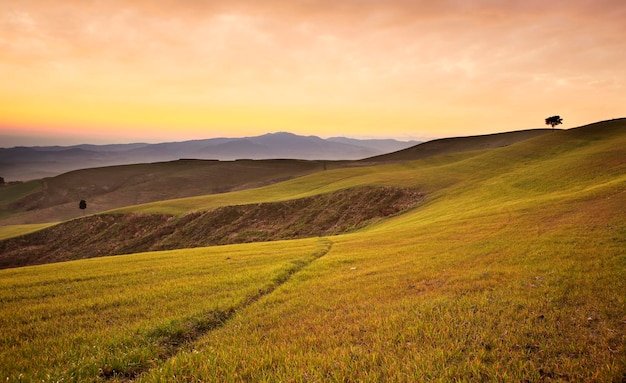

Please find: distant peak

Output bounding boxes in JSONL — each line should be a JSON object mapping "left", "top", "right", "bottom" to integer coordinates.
{"left": 261, "top": 132, "right": 297, "bottom": 137}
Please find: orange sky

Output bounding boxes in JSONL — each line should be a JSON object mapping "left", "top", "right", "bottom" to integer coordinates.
{"left": 1, "top": 0, "right": 625, "bottom": 146}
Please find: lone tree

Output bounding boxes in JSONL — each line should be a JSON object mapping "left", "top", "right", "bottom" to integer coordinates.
{"left": 0, "top": 177, "right": 4, "bottom": 185}
{"left": 79, "top": 200, "right": 87, "bottom": 215}
{"left": 545, "top": 115, "right": 563, "bottom": 129}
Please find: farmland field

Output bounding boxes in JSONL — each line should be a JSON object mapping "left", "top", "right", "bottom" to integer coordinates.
{"left": 1, "top": 119, "right": 625, "bottom": 381}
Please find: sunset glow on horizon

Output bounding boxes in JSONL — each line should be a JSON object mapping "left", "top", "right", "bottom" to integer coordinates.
{"left": 1, "top": 0, "right": 625, "bottom": 146}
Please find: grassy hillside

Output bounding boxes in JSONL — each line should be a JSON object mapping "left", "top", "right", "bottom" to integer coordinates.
{"left": 0, "top": 128, "right": 552, "bottom": 227}
{"left": 361, "top": 128, "right": 556, "bottom": 164}
{"left": 108, "top": 121, "right": 622, "bottom": 218}
{"left": 0, "top": 159, "right": 326, "bottom": 225}
{"left": 0, "top": 180, "right": 41, "bottom": 220}
{"left": 0, "top": 119, "right": 624, "bottom": 381}
{"left": 0, "top": 187, "right": 422, "bottom": 269}
{"left": 0, "top": 239, "right": 332, "bottom": 380}
{"left": 0, "top": 223, "right": 57, "bottom": 241}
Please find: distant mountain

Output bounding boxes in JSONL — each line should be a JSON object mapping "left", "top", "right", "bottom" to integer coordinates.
{"left": 32, "top": 143, "right": 151, "bottom": 152}
{"left": 327, "top": 137, "right": 420, "bottom": 153}
{"left": 0, "top": 132, "right": 418, "bottom": 181}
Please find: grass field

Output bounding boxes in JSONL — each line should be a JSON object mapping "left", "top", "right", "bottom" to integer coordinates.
{"left": 0, "top": 223, "right": 57, "bottom": 241}
{"left": 0, "top": 238, "right": 332, "bottom": 381}
{"left": 0, "top": 119, "right": 625, "bottom": 381}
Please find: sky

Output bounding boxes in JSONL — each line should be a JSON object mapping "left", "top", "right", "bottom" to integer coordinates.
{"left": 1, "top": 0, "right": 625, "bottom": 147}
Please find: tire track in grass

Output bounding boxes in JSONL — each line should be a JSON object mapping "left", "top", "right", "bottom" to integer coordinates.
{"left": 100, "top": 238, "right": 333, "bottom": 381}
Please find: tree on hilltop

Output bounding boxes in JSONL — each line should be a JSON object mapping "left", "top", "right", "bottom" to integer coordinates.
{"left": 545, "top": 115, "right": 563, "bottom": 128}
{"left": 0, "top": 177, "right": 4, "bottom": 185}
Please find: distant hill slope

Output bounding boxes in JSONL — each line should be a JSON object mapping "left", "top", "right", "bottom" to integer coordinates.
{"left": 0, "top": 159, "right": 325, "bottom": 225}
{"left": 0, "top": 132, "right": 417, "bottom": 181}
{"left": 361, "top": 128, "right": 556, "bottom": 163}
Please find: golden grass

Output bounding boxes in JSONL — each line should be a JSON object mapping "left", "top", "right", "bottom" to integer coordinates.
{"left": 144, "top": 182, "right": 626, "bottom": 382}
{"left": 0, "top": 238, "right": 331, "bottom": 381}
{"left": 0, "top": 223, "right": 57, "bottom": 240}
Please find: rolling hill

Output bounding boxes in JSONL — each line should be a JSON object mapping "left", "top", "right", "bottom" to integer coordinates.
{"left": 0, "top": 118, "right": 624, "bottom": 381}
{"left": 0, "top": 186, "right": 423, "bottom": 269}
{"left": 360, "top": 128, "right": 556, "bottom": 163}
{"left": 0, "top": 159, "right": 326, "bottom": 225}
{"left": 0, "top": 127, "right": 549, "bottom": 226}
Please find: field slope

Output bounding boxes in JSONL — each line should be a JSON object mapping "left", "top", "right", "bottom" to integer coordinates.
{"left": 0, "top": 159, "right": 326, "bottom": 225}
{"left": 0, "top": 119, "right": 625, "bottom": 381}
{"left": 360, "top": 128, "right": 555, "bottom": 164}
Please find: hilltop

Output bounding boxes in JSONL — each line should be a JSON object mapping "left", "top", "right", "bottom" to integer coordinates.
{"left": 361, "top": 128, "right": 555, "bottom": 163}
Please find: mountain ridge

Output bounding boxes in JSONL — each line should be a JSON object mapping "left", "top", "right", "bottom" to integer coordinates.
{"left": 0, "top": 132, "right": 418, "bottom": 181}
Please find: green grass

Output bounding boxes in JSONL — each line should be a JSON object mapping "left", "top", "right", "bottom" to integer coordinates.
{"left": 0, "top": 223, "right": 58, "bottom": 240}
{"left": 1, "top": 119, "right": 625, "bottom": 381}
